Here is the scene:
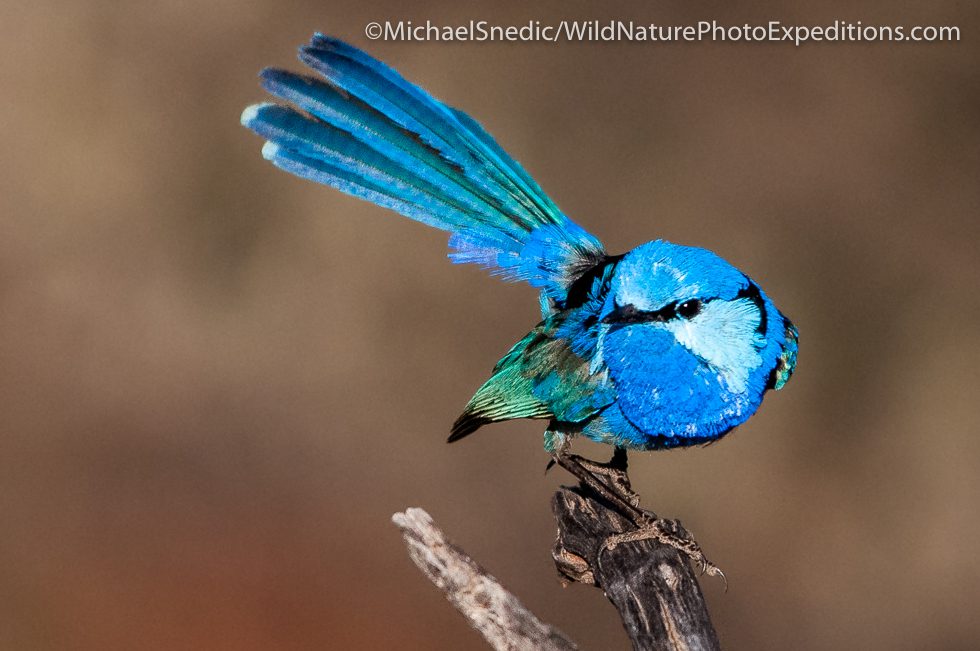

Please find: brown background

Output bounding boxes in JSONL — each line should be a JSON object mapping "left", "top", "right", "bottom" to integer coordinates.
{"left": 2, "top": 1, "right": 978, "bottom": 649}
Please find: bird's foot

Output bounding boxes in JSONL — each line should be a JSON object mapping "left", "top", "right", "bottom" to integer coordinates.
{"left": 604, "top": 516, "right": 726, "bottom": 584}
{"left": 550, "top": 446, "right": 646, "bottom": 521}
{"left": 566, "top": 452, "right": 640, "bottom": 508}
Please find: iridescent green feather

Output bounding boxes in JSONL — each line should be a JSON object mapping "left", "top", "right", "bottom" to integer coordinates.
{"left": 449, "top": 315, "right": 614, "bottom": 441}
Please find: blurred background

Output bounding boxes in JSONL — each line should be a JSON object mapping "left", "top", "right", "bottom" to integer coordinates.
{"left": 2, "top": 0, "right": 978, "bottom": 649}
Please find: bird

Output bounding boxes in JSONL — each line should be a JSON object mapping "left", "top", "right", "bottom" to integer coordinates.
{"left": 241, "top": 35, "right": 799, "bottom": 562}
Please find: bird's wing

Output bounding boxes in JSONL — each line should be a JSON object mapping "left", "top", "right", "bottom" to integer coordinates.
{"left": 449, "top": 312, "right": 615, "bottom": 441}
{"left": 242, "top": 34, "right": 605, "bottom": 309}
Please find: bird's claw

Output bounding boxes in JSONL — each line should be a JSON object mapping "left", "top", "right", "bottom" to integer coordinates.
{"left": 603, "top": 517, "right": 726, "bottom": 585}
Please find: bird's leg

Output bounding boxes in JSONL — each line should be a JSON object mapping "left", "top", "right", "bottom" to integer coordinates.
{"left": 565, "top": 447, "right": 639, "bottom": 507}
{"left": 550, "top": 449, "right": 647, "bottom": 524}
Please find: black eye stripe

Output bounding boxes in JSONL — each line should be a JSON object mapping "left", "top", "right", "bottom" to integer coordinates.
{"left": 602, "top": 298, "right": 697, "bottom": 326}
{"left": 603, "top": 282, "right": 768, "bottom": 333}
{"left": 602, "top": 301, "right": 674, "bottom": 325}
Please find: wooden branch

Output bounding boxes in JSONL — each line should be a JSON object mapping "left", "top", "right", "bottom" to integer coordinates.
{"left": 552, "top": 485, "right": 721, "bottom": 651}
{"left": 393, "top": 480, "right": 722, "bottom": 651}
{"left": 392, "top": 508, "right": 578, "bottom": 651}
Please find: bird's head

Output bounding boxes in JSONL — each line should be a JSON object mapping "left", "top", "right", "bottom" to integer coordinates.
{"left": 600, "top": 240, "right": 797, "bottom": 399}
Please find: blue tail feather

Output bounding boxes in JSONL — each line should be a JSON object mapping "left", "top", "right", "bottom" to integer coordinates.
{"left": 245, "top": 103, "right": 488, "bottom": 232}
{"left": 297, "top": 41, "right": 540, "bottom": 228}
{"left": 242, "top": 34, "right": 605, "bottom": 310}
{"left": 446, "top": 107, "right": 564, "bottom": 223}
{"left": 262, "top": 142, "right": 458, "bottom": 227}
{"left": 257, "top": 69, "right": 517, "bottom": 235}
{"left": 304, "top": 37, "right": 562, "bottom": 224}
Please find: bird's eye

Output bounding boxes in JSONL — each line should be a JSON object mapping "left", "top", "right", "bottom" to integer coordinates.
{"left": 677, "top": 299, "right": 702, "bottom": 319}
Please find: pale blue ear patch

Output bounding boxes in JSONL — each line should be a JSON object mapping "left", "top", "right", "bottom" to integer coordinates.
{"left": 668, "top": 298, "right": 765, "bottom": 394}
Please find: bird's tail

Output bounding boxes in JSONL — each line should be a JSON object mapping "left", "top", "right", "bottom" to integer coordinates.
{"left": 241, "top": 35, "right": 603, "bottom": 305}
